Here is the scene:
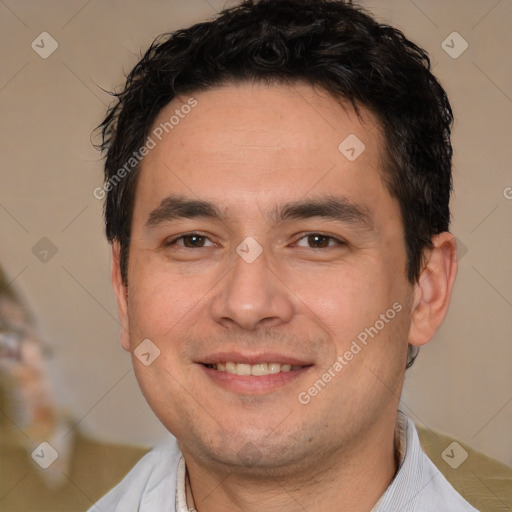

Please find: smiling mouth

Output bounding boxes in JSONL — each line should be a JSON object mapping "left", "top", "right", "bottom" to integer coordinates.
{"left": 204, "top": 362, "right": 305, "bottom": 376}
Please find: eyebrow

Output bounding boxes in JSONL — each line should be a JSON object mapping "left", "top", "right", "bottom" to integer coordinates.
{"left": 145, "top": 194, "right": 374, "bottom": 231}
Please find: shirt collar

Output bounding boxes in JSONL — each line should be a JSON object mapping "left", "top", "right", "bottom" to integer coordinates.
{"left": 370, "top": 410, "right": 409, "bottom": 511}
{"left": 175, "top": 455, "right": 188, "bottom": 512}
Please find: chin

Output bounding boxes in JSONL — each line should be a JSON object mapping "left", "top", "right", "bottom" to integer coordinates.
{"left": 181, "top": 427, "right": 318, "bottom": 478}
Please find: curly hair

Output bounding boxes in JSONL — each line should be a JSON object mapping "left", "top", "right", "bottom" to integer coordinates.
{"left": 96, "top": 0, "right": 454, "bottom": 369}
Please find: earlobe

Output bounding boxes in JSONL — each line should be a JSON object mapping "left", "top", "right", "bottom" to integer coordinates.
{"left": 111, "top": 241, "right": 131, "bottom": 352}
{"left": 408, "top": 232, "right": 458, "bottom": 347}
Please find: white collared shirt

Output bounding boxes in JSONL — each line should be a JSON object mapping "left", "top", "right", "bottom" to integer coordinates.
{"left": 88, "top": 412, "right": 479, "bottom": 512}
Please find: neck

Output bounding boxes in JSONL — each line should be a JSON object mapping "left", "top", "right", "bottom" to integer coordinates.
{"left": 182, "top": 413, "right": 399, "bottom": 512}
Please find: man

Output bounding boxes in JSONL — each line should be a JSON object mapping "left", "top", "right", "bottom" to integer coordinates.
{"left": 89, "top": 1, "right": 477, "bottom": 510}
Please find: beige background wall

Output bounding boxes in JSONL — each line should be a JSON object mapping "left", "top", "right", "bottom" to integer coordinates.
{"left": 1, "top": 0, "right": 511, "bottom": 465}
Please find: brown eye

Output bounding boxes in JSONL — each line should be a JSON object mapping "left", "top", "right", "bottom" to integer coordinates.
{"left": 308, "top": 234, "right": 330, "bottom": 248}
{"left": 165, "top": 233, "right": 215, "bottom": 248}
{"left": 182, "top": 235, "right": 206, "bottom": 248}
{"left": 295, "top": 234, "right": 343, "bottom": 248}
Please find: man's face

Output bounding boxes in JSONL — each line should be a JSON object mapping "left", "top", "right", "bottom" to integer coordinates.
{"left": 116, "top": 82, "right": 414, "bottom": 474}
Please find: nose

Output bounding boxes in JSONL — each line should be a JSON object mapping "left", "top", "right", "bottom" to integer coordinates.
{"left": 209, "top": 244, "right": 295, "bottom": 331}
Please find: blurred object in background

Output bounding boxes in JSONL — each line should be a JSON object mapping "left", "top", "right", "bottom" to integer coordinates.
{"left": 0, "top": 266, "right": 148, "bottom": 511}
{"left": 0, "top": 264, "right": 74, "bottom": 489}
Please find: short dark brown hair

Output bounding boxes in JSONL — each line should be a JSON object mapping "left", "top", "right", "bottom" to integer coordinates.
{"left": 96, "top": 0, "right": 454, "bottom": 368}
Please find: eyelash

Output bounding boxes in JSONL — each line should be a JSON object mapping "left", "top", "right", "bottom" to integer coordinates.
{"left": 164, "top": 233, "right": 346, "bottom": 249}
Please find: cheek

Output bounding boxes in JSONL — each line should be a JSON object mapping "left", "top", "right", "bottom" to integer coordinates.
{"left": 291, "top": 260, "right": 399, "bottom": 342}
{"left": 126, "top": 260, "right": 200, "bottom": 344}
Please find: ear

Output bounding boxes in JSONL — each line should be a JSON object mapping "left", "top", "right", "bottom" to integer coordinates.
{"left": 111, "top": 241, "right": 131, "bottom": 352}
{"left": 408, "top": 232, "right": 458, "bottom": 347}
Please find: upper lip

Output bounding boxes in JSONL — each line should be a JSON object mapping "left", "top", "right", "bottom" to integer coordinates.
{"left": 199, "top": 351, "right": 312, "bottom": 366}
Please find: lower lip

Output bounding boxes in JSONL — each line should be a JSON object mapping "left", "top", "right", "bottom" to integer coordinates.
{"left": 200, "top": 365, "right": 311, "bottom": 393}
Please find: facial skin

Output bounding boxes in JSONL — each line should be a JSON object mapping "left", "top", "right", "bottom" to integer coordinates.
{"left": 111, "top": 82, "right": 457, "bottom": 512}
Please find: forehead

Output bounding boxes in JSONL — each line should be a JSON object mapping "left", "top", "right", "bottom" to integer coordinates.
{"left": 135, "top": 81, "right": 391, "bottom": 221}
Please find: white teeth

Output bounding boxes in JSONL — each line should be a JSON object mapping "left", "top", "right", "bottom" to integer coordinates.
{"left": 225, "top": 362, "right": 237, "bottom": 374}
{"left": 268, "top": 363, "right": 281, "bottom": 374}
{"left": 212, "top": 362, "right": 302, "bottom": 375}
{"left": 236, "top": 363, "right": 251, "bottom": 376}
{"left": 251, "top": 363, "right": 268, "bottom": 376}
